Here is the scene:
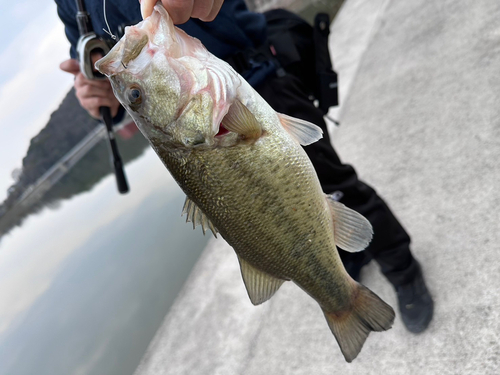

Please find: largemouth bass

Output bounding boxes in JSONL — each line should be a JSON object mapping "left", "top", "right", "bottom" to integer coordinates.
{"left": 96, "top": 4, "right": 394, "bottom": 362}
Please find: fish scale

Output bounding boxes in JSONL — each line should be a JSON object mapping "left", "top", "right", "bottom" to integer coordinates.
{"left": 96, "top": 3, "right": 395, "bottom": 363}
{"left": 155, "top": 125, "right": 357, "bottom": 323}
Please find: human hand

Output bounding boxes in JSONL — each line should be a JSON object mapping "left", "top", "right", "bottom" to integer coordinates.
{"left": 140, "top": 0, "right": 223, "bottom": 24}
{"left": 60, "top": 57, "right": 120, "bottom": 119}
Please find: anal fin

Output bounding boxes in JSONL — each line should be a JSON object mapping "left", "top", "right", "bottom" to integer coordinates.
{"left": 182, "top": 196, "right": 218, "bottom": 237}
{"left": 238, "top": 255, "right": 285, "bottom": 305}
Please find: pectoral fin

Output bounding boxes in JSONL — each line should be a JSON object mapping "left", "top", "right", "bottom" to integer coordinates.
{"left": 278, "top": 113, "right": 323, "bottom": 146}
{"left": 182, "top": 196, "right": 218, "bottom": 237}
{"left": 238, "top": 255, "right": 285, "bottom": 305}
{"left": 221, "top": 99, "right": 262, "bottom": 139}
{"left": 326, "top": 195, "right": 373, "bottom": 252}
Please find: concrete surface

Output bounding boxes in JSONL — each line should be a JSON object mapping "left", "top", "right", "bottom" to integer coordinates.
{"left": 134, "top": 0, "right": 500, "bottom": 374}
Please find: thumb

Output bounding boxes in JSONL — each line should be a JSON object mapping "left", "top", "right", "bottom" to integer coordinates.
{"left": 140, "top": 0, "right": 155, "bottom": 19}
{"left": 60, "top": 58, "right": 80, "bottom": 75}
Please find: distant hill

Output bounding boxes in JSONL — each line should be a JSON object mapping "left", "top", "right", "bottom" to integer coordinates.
{"left": 0, "top": 89, "right": 149, "bottom": 238}
{"left": 2, "top": 88, "right": 97, "bottom": 209}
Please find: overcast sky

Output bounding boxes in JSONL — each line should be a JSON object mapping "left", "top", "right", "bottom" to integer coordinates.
{"left": 0, "top": 0, "right": 74, "bottom": 202}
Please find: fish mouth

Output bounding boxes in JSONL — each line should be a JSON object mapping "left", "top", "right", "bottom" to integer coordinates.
{"left": 96, "top": 4, "right": 179, "bottom": 77}
{"left": 96, "top": 28, "right": 150, "bottom": 77}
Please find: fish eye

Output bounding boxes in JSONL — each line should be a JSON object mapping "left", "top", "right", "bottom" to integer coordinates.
{"left": 127, "top": 85, "right": 143, "bottom": 111}
{"left": 129, "top": 89, "right": 140, "bottom": 100}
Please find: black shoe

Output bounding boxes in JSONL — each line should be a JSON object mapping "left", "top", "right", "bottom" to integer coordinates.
{"left": 396, "top": 271, "right": 434, "bottom": 333}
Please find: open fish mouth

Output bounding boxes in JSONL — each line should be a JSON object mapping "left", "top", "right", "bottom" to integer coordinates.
{"left": 96, "top": 4, "right": 180, "bottom": 77}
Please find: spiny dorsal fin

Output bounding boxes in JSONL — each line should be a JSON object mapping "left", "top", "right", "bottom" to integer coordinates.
{"left": 182, "top": 196, "right": 218, "bottom": 237}
{"left": 238, "top": 255, "right": 285, "bottom": 305}
{"left": 325, "top": 194, "right": 373, "bottom": 252}
{"left": 221, "top": 99, "right": 262, "bottom": 139}
{"left": 278, "top": 113, "right": 323, "bottom": 146}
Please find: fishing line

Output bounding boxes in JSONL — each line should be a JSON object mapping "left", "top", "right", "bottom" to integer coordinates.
{"left": 102, "top": 0, "right": 118, "bottom": 40}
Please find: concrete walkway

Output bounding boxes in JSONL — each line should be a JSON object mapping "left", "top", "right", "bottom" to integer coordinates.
{"left": 134, "top": 0, "right": 500, "bottom": 374}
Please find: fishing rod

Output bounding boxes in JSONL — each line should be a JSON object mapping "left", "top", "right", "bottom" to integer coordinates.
{"left": 75, "top": 0, "right": 129, "bottom": 194}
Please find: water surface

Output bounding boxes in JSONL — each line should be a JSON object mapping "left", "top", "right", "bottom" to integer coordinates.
{"left": 0, "top": 145, "right": 209, "bottom": 375}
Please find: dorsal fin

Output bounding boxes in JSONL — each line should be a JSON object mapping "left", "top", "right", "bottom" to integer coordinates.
{"left": 182, "top": 196, "right": 218, "bottom": 237}
{"left": 220, "top": 99, "right": 262, "bottom": 139}
{"left": 325, "top": 194, "right": 373, "bottom": 252}
{"left": 238, "top": 255, "right": 286, "bottom": 305}
{"left": 278, "top": 113, "right": 323, "bottom": 145}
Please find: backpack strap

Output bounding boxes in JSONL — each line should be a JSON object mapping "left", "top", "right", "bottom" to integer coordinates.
{"left": 314, "top": 13, "right": 339, "bottom": 113}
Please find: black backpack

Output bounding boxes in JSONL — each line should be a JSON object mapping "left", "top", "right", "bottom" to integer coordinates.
{"left": 264, "top": 9, "right": 339, "bottom": 114}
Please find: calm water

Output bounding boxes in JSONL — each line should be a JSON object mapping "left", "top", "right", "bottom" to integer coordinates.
{"left": 0, "top": 141, "right": 210, "bottom": 375}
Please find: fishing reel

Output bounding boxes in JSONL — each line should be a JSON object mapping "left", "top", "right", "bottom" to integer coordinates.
{"left": 76, "top": 33, "right": 113, "bottom": 80}
{"left": 75, "top": 0, "right": 115, "bottom": 80}
{"left": 74, "top": 0, "right": 129, "bottom": 194}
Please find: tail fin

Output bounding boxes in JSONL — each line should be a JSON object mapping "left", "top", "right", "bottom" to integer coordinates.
{"left": 323, "top": 284, "right": 395, "bottom": 362}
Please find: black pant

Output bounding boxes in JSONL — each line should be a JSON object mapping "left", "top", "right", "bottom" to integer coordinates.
{"left": 254, "top": 73, "right": 420, "bottom": 287}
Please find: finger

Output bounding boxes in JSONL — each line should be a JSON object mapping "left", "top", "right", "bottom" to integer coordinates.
{"left": 200, "top": 0, "right": 223, "bottom": 21}
{"left": 83, "top": 99, "right": 102, "bottom": 119}
{"left": 60, "top": 59, "right": 80, "bottom": 75}
{"left": 76, "top": 78, "right": 113, "bottom": 92}
{"left": 74, "top": 73, "right": 113, "bottom": 90}
{"left": 83, "top": 97, "right": 119, "bottom": 119}
{"left": 191, "top": 0, "right": 214, "bottom": 20}
{"left": 88, "top": 98, "right": 121, "bottom": 117}
{"left": 77, "top": 83, "right": 114, "bottom": 100}
{"left": 110, "top": 102, "right": 120, "bottom": 118}
{"left": 91, "top": 51, "right": 105, "bottom": 66}
{"left": 163, "top": 0, "right": 194, "bottom": 24}
{"left": 83, "top": 99, "right": 120, "bottom": 119}
{"left": 140, "top": 0, "right": 155, "bottom": 19}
